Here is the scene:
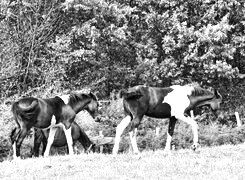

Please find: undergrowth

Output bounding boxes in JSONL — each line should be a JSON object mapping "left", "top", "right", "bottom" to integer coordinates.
{"left": 0, "top": 93, "right": 244, "bottom": 162}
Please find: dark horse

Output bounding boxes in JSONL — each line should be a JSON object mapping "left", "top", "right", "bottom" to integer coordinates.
{"left": 10, "top": 92, "right": 98, "bottom": 159}
{"left": 32, "top": 121, "right": 95, "bottom": 157}
{"left": 112, "top": 85, "right": 222, "bottom": 155}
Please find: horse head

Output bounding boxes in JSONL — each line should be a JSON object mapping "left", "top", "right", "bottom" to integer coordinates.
{"left": 71, "top": 92, "right": 99, "bottom": 119}
{"left": 84, "top": 92, "right": 99, "bottom": 119}
{"left": 189, "top": 86, "right": 222, "bottom": 116}
{"left": 209, "top": 89, "right": 222, "bottom": 113}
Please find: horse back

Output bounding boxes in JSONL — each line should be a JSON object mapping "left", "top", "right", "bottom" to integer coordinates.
{"left": 122, "top": 86, "right": 173, "bottom": 118}
{"left": 145, "top": 87, "right": 173, "bottom": 118}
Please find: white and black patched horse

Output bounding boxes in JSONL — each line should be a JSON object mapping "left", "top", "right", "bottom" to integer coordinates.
{"left": 10, "top": 92, "right": 98, "bottom": 159}
{"left": 112, "top": 85, "right": 222, "bottom": 155}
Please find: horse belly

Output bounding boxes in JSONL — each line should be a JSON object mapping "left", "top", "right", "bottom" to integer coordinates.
{"left": 146, "top": 103, "right": 171, "bottom": 118}
{"left": 52, "top": 124, "right": 79, "bottom": 147}
{"left": 53, "top": 128, "right": 67, "bottom": 147}
{"left": 163, "top": 91, "right": 190, "bottom": 115}
{"left": 35, "top": 116, "right": 53, "bottom": 129}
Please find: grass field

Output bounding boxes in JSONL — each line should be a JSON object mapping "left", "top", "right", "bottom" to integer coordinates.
{"left": 1, "top": 144, "right": 245, "bottom": 180}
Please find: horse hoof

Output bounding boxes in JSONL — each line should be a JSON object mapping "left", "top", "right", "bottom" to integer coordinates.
{"left": 135, "top": 153, "right": 142, "bottom": 159}
{"left": 43, "top": 153, "right": 49, "bottom": 158}
{"left": 163, "top": 149, "right": 172, "bottom": 156}
{"left": 112, "top": 153, "right": 118, "bottom": 158}
{"left": 191, "top": 144, "right": 199, "bottom": 151}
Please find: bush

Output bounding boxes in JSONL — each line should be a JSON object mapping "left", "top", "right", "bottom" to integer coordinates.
{"left": 1, "top": 87, "right": 245, "bottom": 160}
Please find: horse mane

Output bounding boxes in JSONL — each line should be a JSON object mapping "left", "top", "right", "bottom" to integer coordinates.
{"left": 68, "top": 92, "right": 97, "bottom": 106}
{"left": 68, "top": 94, "right": 80, "bottom": 106}
{"left": 89, "top": 92, "right": 98, "bottom": 101}
{"left": 190, "top": 86, "right": 214, "bottom": 97}
{"left": 119, "top": 89, "right": 143, "bottom": 99}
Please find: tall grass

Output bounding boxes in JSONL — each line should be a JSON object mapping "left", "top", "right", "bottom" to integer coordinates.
{"left": 1, "top": 144, "right": 245, "bottom": 180}
{"left": 0, "top": 92, "right": 244, "bottom": 161}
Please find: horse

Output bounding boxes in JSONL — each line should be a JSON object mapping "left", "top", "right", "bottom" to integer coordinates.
{"left": 10, "top": 92, "right": 98, "bottom": 159}
{"left": 32, "top": 121, "right": 95, "bottom": 157}
{"left": 112, "top": 85, "right": 222, "bottom": 155}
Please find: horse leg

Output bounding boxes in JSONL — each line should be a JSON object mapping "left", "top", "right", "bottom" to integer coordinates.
{"left": 33, "top": 138, "right": 40, "bottom": 157}
{"left": 41, "top": 133, "right": 47, "bottom": 156}
{"left": 62, "top": 125, "right": 74, "bottom": 155}
{"left": 44, "top": 127, "right": 57, "bottom": 157}
{"left": 10, "top": 127, "right": 20, "bottom": 159}
{"left": 66, "top": 146, "right": 69, "bottom": 154}
{"left": 65, "top": 143, "right": 75, "bottom": 154}
{"left": 164, "top": 116, "right": 177, "bottom": 151}
{"left": 14, "top": 127, "right": 29, "bottom": 159}
{"left": 129, "top": 128, "right": 139, "bottom": 154}
{"left": 33, "top": 129, "right": 42, "bottom": 157}
{"left": 128, "top": 115, "right": 143, "bottom": 154}
{"left": 112, "top": 115, "right": 131, "bottom": 156}
{"left": 176, "top": 114, "right": 199, "bottom": 150}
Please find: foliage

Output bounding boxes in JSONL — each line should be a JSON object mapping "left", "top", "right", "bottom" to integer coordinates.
{"left": 0, "top": 0, "right": 244, "bottom": 98}
{"left": 0, "top": 95, "right": 245, "bottom": 160}
{"left": 116, "top": 122, "right": 245, "bottom": 154}
{"left": 0, "top": 0, "right": 65, "bottom": 97}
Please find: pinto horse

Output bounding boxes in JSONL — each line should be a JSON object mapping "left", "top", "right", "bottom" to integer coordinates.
{"left": 32, "top": 121, "right": 95, "bottom": 157}
{"left": 112, "top": 85, "right": 222, "bottom": 155}
{"left": 10, "top": 92, "right": 98, "bottom": 159}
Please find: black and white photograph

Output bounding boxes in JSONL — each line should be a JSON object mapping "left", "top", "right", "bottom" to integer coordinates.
{"left": 0, "top": 0, "right": 244, "bottom": 179}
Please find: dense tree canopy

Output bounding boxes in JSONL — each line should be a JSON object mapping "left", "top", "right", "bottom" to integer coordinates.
{"left": 0, "top": 0, "right": 244, "bottom": 99}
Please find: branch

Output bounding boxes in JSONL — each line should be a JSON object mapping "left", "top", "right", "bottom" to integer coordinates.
{"left": 0, "top": 75, "right": 15, "bottom": 81}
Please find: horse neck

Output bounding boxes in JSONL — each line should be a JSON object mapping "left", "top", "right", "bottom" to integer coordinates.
{"left": 192, "top": 95, "right": 215, "bottom": 108}
{"left": 69, "top": 98, "right": 91, "bottom": 114}
{"left": 78, "top": 131, "right": 93, "bottom": 149}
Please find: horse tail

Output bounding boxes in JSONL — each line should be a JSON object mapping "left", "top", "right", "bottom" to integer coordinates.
{"left": 119, "top": 89, "right": 143, "bottom": 99}
{"left": 12, "top": 99, "right": 39, "bottom": 122}
{"left": 32, "top": 128, "right": 46, "bottom": 157}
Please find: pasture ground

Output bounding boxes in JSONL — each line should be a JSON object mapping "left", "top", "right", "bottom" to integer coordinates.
{"left": 1, "top": 144, "right": 245, "bottom": 180}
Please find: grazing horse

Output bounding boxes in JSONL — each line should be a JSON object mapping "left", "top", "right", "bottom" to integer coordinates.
{"left": 112, "top": 85, "right": 222, "bottom": 155}
{"left": 10, "top": 92, "right": 98, "bottom": 159}
{"left": 32, "top": 121, "right": 95, "bottom": 157}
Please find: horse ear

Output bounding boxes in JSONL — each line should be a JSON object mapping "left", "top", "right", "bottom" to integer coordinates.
{"left": 89, "top": 92, "right": 95, "bottom": 98}
{"left": 214, "top": 89, "right": 219, "bottom": 97}
{"left": 119, "top": 89, "right": 127, "bottom": 98}
{"left": 89, "top": 92, "right": 99, "bottom": 101}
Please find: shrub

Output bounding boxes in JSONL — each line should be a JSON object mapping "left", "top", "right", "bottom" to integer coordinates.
{"left": 1, "top": 89, "right": 245, "bottom": 159}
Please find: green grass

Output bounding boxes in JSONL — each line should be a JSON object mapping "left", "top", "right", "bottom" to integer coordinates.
{"left": 1, "top": 144, "right": 245, "bottom": 180}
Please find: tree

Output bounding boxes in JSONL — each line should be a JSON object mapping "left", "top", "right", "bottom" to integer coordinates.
{"left": 0, "top": 0, "right": 244, "bottom": 99}
{"left": 0, "top": 0, "right": 63, "bottom": 98}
